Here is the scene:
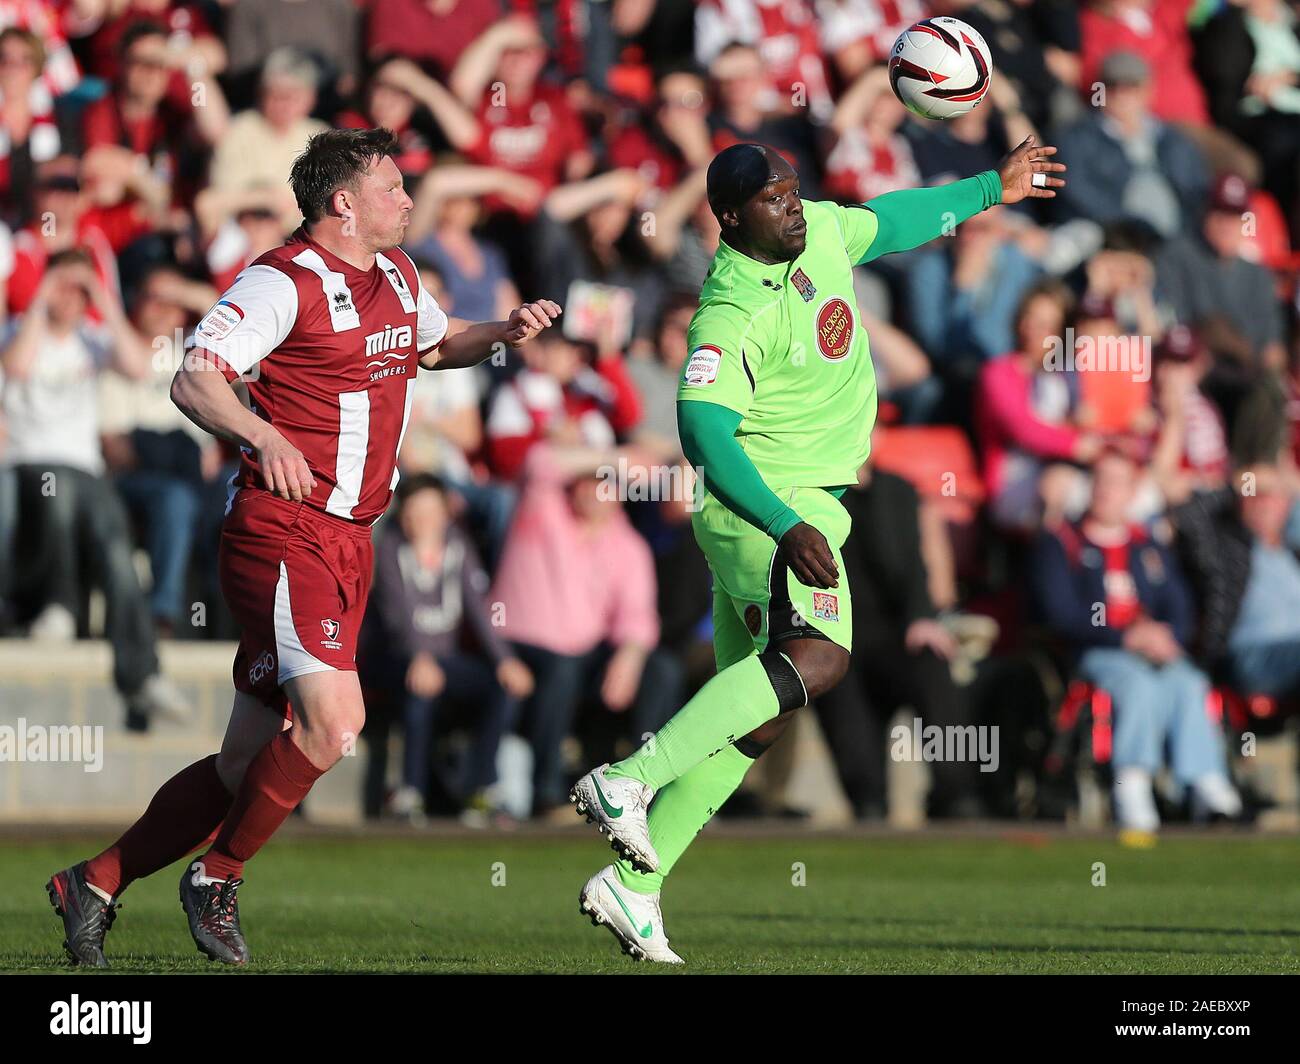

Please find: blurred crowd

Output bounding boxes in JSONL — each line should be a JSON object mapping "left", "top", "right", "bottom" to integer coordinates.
{"left": 2, "top": 0, "right": 1300, "bottom": 833}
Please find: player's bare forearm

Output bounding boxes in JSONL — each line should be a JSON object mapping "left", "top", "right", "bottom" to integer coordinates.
{"left": 421, "top": 300, "right": 562, "bottom": 370}
{"left": 423, "top": 320, "right": 510, "bottom": 370}
{"left": 172, "top": 352, "right": 316, "bottom": 501}
{"left": 171, "top": 354, "right": 273, "bottom": 451}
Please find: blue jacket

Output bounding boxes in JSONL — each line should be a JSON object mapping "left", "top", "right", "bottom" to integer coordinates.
{"left": 1031, "top": 521, "right": 1196, "bottom": 652}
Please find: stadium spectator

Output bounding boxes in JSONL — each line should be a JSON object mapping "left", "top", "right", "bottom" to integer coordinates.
{"left": 208, "top": 47, "right": 328, "bottom": 230}
{"left": 534, "top": 167, "right": 666, "bottom": 346}
{"left": 1156, "top": 173, "right": 1287, "bottom": 377}
{"left": 99, "top": 263, "right": 219, "bottom": 633}
{"left": 706, "top": 42, "right": 824, "bottom": 199}
{"left": 338, "top": 58, "right": 453, "bottom": 181}
{"left": 815, "top": 457, "right": 987, "bottom": 820}
{"left": 193, "top": 186, "right": 293, "bottom": 292}
{"left": 607, "top": 66, "right": 713, "bottom": 196}
{"left": 813, "top": 0, "right": 929, "bottom": 83}
{"left": 0, "top": 248, "right": 187, "bottom": 726}
{"left": 223, "top": 0, "right": 360, "bottom": 107}
{"left": 80, "top": 19, "right": 228, "bottom": 208}
{"left": 1078, "top": 0, "right": 1210, "bottom": 126}
{"left": 1149, "top": 324, "right": 1231, "bottom": 504}
{"left": 628, "top": 292, "right": 695, "bottom": 456}
{"left": 398, "top": 258, "right": 517, "bottom": 564}
{"left": 905, "top": 203, "right": 1043, "bottom": 367}
{"left": 490, "top": 442, "right": 659, "bottom": 815}
{"left": 639, "top": 460, "right": 714, "bottom": 713}
{"left": 405, "top": 163, "right": 531, "bottom": 325}
{"left": 694, "top": 0, "right": 834, "bottom": 124}
{"left": 0, "top": 26, "right": 60, "bottom": 227}
{"left": 360, "top": 473, "right": 533, "bottom": 824}
{"left": 484, "top": 328, "right": 640, "bottom": 482}
{"left": 639, "top": 165, "right": 719, "bottom": 296}
{"left": 823, "top": 65, "right": 921, "bottom": 205}
{"left": 1170, "top": 460, "right": 1300, "bottom": 703}
{"left": 7, "top": 152, "right": 127, "bottom": 314}
{"left": 447, "top": 16, "right": 594, "bottom": 199}
{"left": 950, "top": 0, "right": 1083, "bottom": 130}
{"left": 79, "top": 0, "right": 226, "bottom": 85}
{"left": 1194, "top": 0, "right": 1300, "bottom": 243}
{"left": 1053, "top": 50, "right": 1209, "bottom": 238}
{"left": 976, "top": 280, "right": 1101, "bottom": 531}
{"left": 0, "top": 0, "right": 85, "bottom": 96}
{"left": 363, "top": 0, "right": 503, "bottom": 84}
{"left": 1032, "top": 447, "right": 1242, "bottom": 833}
{"left": 906, "top": 74, "right": 1036, "bottom": 186}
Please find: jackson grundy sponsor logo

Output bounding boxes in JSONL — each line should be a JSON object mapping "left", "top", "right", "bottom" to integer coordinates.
{"left": 815, "top": 297, "right": 854, "bottom": 361}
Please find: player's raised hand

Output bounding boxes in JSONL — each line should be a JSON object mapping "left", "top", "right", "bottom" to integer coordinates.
{"left": 258, "top": 429, "right": 316, "bottom": 503}
{"left": 997, "top": 136, "right": 1066, "bottom": 204}
{"left": 504, "top": 300, "right": 562, "bottom": 348}
{"left": 780, "top": 522, "right": 839, "bottom": 590}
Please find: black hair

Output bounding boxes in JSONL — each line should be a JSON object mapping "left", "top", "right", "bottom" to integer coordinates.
{"left": 395, "top": 472, "right": 449, "bottom": 506}
{"left": 289, "top": 127, "right": 399, "bottom": 224}
{"left": 119, "top": 20, "right": 168, "bottom": 57}
{"left": 706, "top": 142, "right": 777, "bottom": 219}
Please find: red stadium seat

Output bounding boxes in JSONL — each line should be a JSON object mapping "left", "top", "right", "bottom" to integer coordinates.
{"left": 870, "top": 425, "right": 984, "bottom": 525}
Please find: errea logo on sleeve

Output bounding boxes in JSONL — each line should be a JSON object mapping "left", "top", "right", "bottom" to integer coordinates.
{"left": 684, "top": 344, "right": 723, "bottom": 386}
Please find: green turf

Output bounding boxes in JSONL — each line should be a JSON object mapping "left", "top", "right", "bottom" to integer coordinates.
{"left": 3, "top": 832, "right": 1298, "bottom": 973}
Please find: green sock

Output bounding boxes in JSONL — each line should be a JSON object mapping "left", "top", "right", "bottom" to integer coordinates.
{"left": 615, "top": 743, "right": 754, "bottom": 894}
{"left": 608, "top": 653, "right": 782, "bottom": 790}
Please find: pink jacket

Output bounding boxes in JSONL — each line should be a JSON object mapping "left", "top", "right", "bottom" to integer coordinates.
{"left": 975, "top": 354, "right": 1080, "bottom": 498}
{"left": 490, "top": 445, "right": 660, "bottom": 656}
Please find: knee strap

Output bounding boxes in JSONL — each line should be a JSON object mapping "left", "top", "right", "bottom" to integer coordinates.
{"left": 759, "top": 648, "right": 808, "bottom": 714}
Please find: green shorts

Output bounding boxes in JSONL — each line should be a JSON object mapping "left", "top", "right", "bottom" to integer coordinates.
{"left": 693, "top": 486, "right": 853, "bottom": 671}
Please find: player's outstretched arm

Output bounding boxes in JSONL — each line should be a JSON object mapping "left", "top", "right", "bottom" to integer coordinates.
{"left": 857, "top": 136, "right": 1065, "bottom": 262}
{"left": 422, "top": 300, "right": 562, "bottom": 370}
{"left": 171, "top": 353, "right": 317, "bottom": 502}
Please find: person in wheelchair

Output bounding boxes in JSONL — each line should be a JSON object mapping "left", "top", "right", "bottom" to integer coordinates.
{"left": 1032, "top": 447, "right": 1241, "bottom": 836}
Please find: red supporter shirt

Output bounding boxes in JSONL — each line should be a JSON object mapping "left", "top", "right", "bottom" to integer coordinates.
{"left": 186, "top": 229, "right": 450, "bottom": 525}
{"left": 1099, "top": 539, "right": 1141, "bottom": 629}
{"left": 1079, "top": 0, "right": 1209, "bottom": 125}
{"left": 6, "top": 220, "right": 120, "bottom": 314}
{"left": 83, "top": 3, "right": 217, "bottom": 82}
{"left": 365, "top": 0, "right": 502, "bottom": 81}
{"left": 466, "top": 82, "right": 586, "bottom": 210}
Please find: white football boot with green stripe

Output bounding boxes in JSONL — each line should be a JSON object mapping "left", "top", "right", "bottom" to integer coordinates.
{"left": 569, "top": 764, "right": 660, "bottom": 874}
{"left": 579, "top": 866, "right": 683, "bottom": 964}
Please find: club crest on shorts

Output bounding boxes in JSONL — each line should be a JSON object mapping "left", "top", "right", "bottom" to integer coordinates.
{"left": 812, "top": 592, "right": 840, "bottom": 622}
{"left": 744, "top": 603, "right": 763, "bottom": 636}
{"left": 791, "top": 268, "right": 816, "bottom": 302}
{"left": 320, "top": 618, "right": 342, "bottom": 649}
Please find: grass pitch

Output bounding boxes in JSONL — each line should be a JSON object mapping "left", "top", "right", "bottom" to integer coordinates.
{"left": 2, "top": 829, "right": 1296, "bottom": 974}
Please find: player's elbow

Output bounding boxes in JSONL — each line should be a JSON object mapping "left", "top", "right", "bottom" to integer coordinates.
{"left": 170, "top": 365, "right": 200, "bottom": 417}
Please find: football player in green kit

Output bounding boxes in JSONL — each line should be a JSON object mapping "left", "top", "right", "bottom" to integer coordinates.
{"left": 571, "top": 136, "right": 1066, "bottom": 963}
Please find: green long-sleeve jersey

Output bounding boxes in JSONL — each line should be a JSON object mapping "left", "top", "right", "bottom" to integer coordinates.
{"left": 678, "top": 170, "right": 1003, "bottom": 539}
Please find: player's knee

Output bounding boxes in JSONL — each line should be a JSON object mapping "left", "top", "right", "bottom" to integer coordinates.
{"left": 779, "top": 639, "right": 850, "bottom": 700}
{"left": 299, "top": 708, "right": 365, "bottom": 768}
{"left": 757, "top": 647, "right": 809, "bottom": 714}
